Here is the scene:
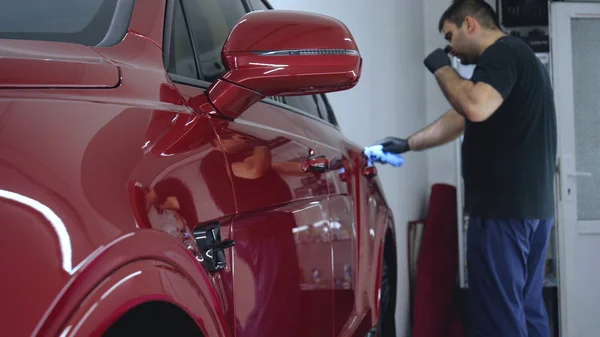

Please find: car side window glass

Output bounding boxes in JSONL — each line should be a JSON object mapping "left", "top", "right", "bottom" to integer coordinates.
{"left": 0, "top": 0, "right": 120, "bottom": 47}
{"left": 315, "top": 94, "right": 328, "bottom": 120}
{"left": 183, "top": 0, "right": 247, "bottom": 83}
{"left": 166, "top": 0, "right": 198, "bottom": 79}
{"left": 316, "top": 94, "right": 339, "bottom": 126}
{"left": 283, "top": 95, "right": 321, "bottom": 119}
{"left": 249, "top": 0, "right": 270, "bottom": 10}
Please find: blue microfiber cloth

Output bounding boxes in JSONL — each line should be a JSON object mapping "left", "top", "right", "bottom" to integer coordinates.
{"left": 363, "top": 145, "right": 405, "bottom": 167}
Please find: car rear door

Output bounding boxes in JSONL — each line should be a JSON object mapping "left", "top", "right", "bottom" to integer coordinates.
{"left": 164, "top": 0, "right": 335, "bottom": 335}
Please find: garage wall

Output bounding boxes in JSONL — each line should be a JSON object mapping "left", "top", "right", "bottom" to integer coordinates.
{"left": 268, "top": 0, "right": 428, "bottom": 335}
{"left": 423, "top": 0, "right": 459, "bottom": 188}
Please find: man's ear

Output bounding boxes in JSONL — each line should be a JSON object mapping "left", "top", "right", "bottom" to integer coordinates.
{"left": 464, "top": 16, "right": 478, "bottom": 34}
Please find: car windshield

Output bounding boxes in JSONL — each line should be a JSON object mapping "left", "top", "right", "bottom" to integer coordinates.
{"left": 0, "top": 0, "right": 120, "bottom": 46}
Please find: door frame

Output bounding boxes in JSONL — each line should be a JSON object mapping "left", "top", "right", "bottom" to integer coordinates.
{"left": 550, "top": 2, "right": 600, "bottom": 336}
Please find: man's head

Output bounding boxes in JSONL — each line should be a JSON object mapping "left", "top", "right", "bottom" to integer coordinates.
{"left": 438, "top": 0, "right": 501, "bottom": 65}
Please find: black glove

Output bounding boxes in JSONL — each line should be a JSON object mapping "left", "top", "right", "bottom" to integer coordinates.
{"left": 424, "top": 47, "right": 451, "bottom": 74}
{"left": 375, "top": 137, "right": 410, "bottom": 154}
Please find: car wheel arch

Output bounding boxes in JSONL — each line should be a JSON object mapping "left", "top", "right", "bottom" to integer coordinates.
{"left": 102, "top": 300, "right": 205, "bottom": 337}
{"left": 36, "top": 230, "right": 231, "bottom": 337}
{"left": 372, "top": 215, "right": 398, "bottom": 331}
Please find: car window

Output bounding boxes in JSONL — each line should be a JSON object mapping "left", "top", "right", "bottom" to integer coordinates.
{"left": 315, "top": 94, "right": 328, "bottom": 119}
{"left": 182, "top": 0, "right": 248, "bottom": 83}
{"left": 283, "top": 96, "right": 321, "bottom": 119}
{"left": 165, "top": 0, "right": 199, "bottom": 79}
{"left": 249, "top": 0, "right": 270, "bottom": 10}
{"left": 316, "top": 94, "right": 339, "bottom": 127}
{"left": 0, "top": 0, "right": 121, "bottom": 46}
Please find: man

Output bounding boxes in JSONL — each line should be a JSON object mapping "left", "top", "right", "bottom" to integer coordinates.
{"left": 375, "top": 1, "right": 557, "bottom": 336}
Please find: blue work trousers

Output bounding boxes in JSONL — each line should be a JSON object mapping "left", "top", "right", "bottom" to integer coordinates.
{"left": 467, "top": 216, "right": 553, "bottom": 337}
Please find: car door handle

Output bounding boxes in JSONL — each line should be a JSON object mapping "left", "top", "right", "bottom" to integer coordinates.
{"left": 363, "top": 165, "right": 377, "bottom": 178}
{"left": 303, "top": 154, "right": 329, "bottom": 173}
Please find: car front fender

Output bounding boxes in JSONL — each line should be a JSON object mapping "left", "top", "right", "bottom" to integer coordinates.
{"left": 35, "top": 229, "right": 231, "bottom": 337}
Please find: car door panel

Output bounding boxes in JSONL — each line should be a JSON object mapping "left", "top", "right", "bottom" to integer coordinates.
{"left": 316, "top": 142, "right": 363, "bottom": 337}
{"left": 211, "top": 104, "right": 331, "bottom": 210}
{"left": 209, "top": 103, "right": 335, "bottom": 337}
{"left": 329, "top": 195, "right": 359, "bottom": 335}
{"left": 178, "top": 81, "right": 336, "bottom": 337}
{"left": 229, "top": 198, "right": 332, "bottom": 337}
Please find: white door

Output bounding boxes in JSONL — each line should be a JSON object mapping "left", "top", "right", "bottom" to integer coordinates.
{"left": 551, "top": 2, "right": 600, "bottom": 337}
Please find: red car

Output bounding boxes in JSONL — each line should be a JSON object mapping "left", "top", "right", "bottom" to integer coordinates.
{"left": 0, "top": 0, "right": 398, "bottom": 336}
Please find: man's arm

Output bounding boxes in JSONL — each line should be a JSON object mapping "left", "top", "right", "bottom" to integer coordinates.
{"left": 434, "top": 67, "right": 504, "bottom": 122}
{"left": 408, "top": 108, "right": 465, "bottom": 151}
{"left": 423, "top": 44, "right": 517, "bottom": 122}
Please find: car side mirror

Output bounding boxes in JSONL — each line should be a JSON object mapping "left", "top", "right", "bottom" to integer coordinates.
{"left": 206, "top": 10, "right": 362, "bottom": 119}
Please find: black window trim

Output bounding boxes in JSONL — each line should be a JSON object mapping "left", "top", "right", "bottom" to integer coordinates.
{"left": 169, "top": 74, "right": 340, "bottom": 130}
{"left": 180, "top": 0, "right": 245, "bottom": 82}
{"left": 282, "top": 95, "right": 323, "bottom": 120}
{"left": 318, "top": 93, "right": 340, "bottom": 127}
{"left": 311, "top": 94, "right": 325, "bottom": 120}
{"left": 169, "top": 73, "right": 212, "bottom": 89}
{"left": 247, "top": 0, "right": 273, "bottom": 10}
{"left": 163, "top": 0, "right": 201, "bottom": 79}
{"left": 240, "top": 0, "right": 252, "bottom": 13}
{"left": 270, "top": 96, "right": 341, "bottom": 130}
{"left": 162, "top": 0, "right": 341, "bottom": 131}
{"left": 162, "top": 0, "right": 175, "bottom": 71}
{"left": 179, "top": 0, "right": 202, "bottom": 80}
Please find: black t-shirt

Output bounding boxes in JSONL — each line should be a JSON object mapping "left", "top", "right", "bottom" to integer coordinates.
{"left": 462, "top": 35, "right": 557, "bottom": 219}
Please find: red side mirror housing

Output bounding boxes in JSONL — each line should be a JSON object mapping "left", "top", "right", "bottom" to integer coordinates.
{"left": 206, "top": 10, "right": 362, "bottom": 119}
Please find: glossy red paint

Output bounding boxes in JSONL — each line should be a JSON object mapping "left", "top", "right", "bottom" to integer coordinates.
{"left": 220, "top": 10, "right": 362, "bottom": 97}
{"left": 206, "top": 79, "right": 264, "bottom": 119}
{"left": 36, "top": 231, "right": 232, "bottom": 337}
{"left": 302, "top": 110, "right": 389, "bottom": 336}
{"left": 210, "top": 101, "right": 338, "bottom": 336}
{"left": 224, "top": 10, "right": 359, "bottom": 52}
{"left": 0, "top": 1, "right": 397, "bottom": 337}
{"left": 126, "top": 0, "right": 166, "bottom": 48}
{"left": 221, "top": 52, "right": 362, "bottom": 97}
{"left": 0, "top": 40, "right": 119, "bottom": 88}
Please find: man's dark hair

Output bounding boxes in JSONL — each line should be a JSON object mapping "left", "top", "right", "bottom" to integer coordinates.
{"left": 438, "top": 0, "right": 500, "bottom": 32}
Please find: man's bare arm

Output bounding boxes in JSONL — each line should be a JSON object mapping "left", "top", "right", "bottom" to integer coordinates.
{"left": 408, "top": 109, "right": 465, "bottom": 151}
